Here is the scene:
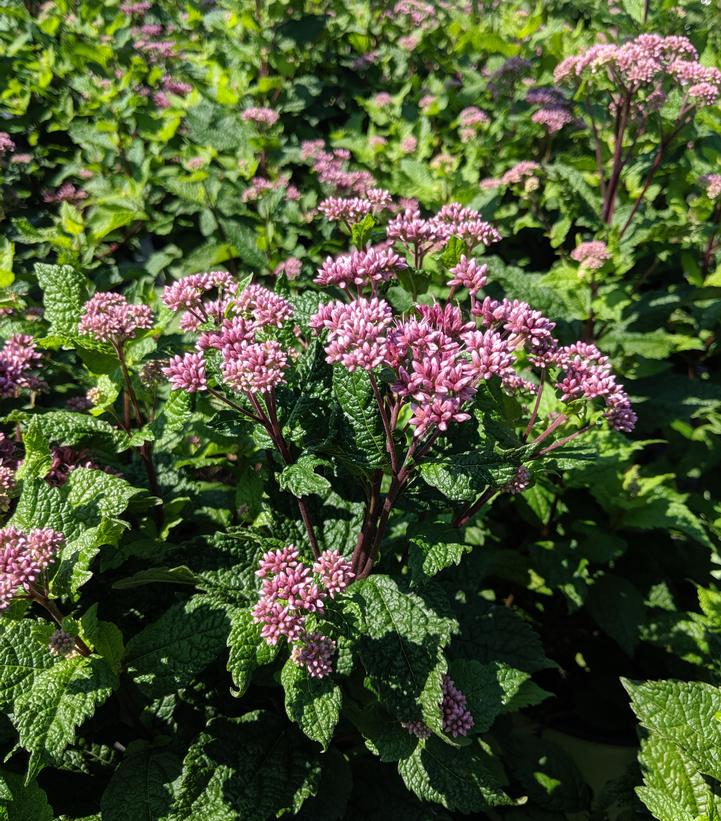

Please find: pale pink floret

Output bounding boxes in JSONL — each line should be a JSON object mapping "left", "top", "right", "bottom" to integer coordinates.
{"left": 313, "top": 550, "right": 354, "bottom": 597}
{"left": 571, "top": 240, "right": 611, "bottom": 270}
{"left": 441, "top": 675, "right": 474, "bottom": 737}
{"left": 78, "top": 293, "right": 153, "bottom": 344}
{"left": 163, "top": 352, "right": 207, "bottom": 392}
{"left": 235, "top": 284, "right": 293, "bottom": 328}
{"left": 315, "top": 246, "right": 406, "bottom": 291}
{"left": 241, "top": 107, "right": 279, "bottom": 126}
{"left": 221, "top": 340, "right": 287, "bottom": 394}
{"left": 448, "top": 256, "right": 488, "bottom": 295}
{"left": 311, "top": 297, "right": 393, "bottom": 372}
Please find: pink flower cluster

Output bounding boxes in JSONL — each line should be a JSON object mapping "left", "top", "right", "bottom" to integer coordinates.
{"left": 315, "top": 246, "right": 407, "bottom": 291}
{"left": 241, "top": 107, "right": 280, "bottom": 126}
{"left": 0, "top": 335, "right": 45, "bottom": 397}
{"left": 531, "top": 106, "right": 575, "bottom": 133}
{"left": 458, "top": 106, "right": 490, "bottom": 141}
{"left": 0, "top": 435, "right": 16, "bottom": 513}
{"left": 78, "top": 292, "right": 153, "bottom": 345}
{"left": 571, "top": 240, "right": 611, "bottom": 270}
{"left": 0, "top": 133, "right": 15, "bottom": 154}
{"left": 402, "top": 674, "right": 474, "bottom": 739}
{"left": 121, "top": 0, "right": 151, "bottom": 13}
{"left": 42, "top": 182, "right": 87, "bottom": 205}
{"left": 162, "top": 75, "right": 192, "bottom": 95}
{"left": 481, "top": 161, "right": 541, "bottom": 191}
{"left": 554, "top": 34, "right": 721, "bottom": 105}
{"left": 553, "top": 342, "right": 636, "bottom": 432}
{"left": 301, "top": 141, "right": 375, "bottom": 195}
{"left": 701, "top": 174, "right": 721, "bottom": 200}
{"left": 162, "top": 274, "right": 294, "bottom": 397}
{"left": 46, "top": 447, "right": 97, "bottom": 488}
{"left": 387, "top": 202, "right": 501, "bottom": 262}
{"left": 318, "top": 188, "right": 393, "bottom": 224}
{"left": 252, "top": 546, "right": 353, "bottom": 678}
{"left": 0, "top": 526, "right": 64, "bottom": 610}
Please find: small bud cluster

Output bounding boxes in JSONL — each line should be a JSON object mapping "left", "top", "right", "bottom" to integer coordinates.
{"left": 0, "top": 433, "right": 18, "bottom": 513}
{"left": 0, "top": 132, "right": 15, "bottom": 154}
{"left": 458, "top": 106, "right": 490, "bottom": 142}
{"left": 46, "top": 447, "right": 96, "bottom": 488}
{"left": 78, "top": 293, "right": 153, "bottom": 345}
{"left": 252, "top": 546, "right": 353, "bottom": 678}
{"left": 701, "top": 174, "right": 721, "bottom": 200}
{"left": 318, "top": 188, "right": 393, "bottom": 224}
{"left": 42, "top": 182, "right": 87, "bottom": 204}
{"left": 0, "top": 527, "right": 64, "bottom": 610}
{"left": 481, "top": 160, "right": 541, "bottom": 191}
{"left": 49, "top": 629, "right": 77, "bottom": 658}
{"left": 162, "top": 274, "right": 294, "bottom": 397}
{"left": 402, "top": 674, "right": 475, "bottom": 739}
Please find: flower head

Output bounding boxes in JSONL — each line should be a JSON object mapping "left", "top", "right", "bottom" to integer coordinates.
{"left": 78, "top": 293, "right": 153, "bottom": 345}
{"left": 163, "top": 352, "right": 207, "bottom": 393}
{"left": 0, "top": 527, "right": 64, "bottom": 610}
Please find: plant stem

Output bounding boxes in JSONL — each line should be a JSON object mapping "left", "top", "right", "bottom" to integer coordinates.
{"left": 369, "top": 373, "right": 398, "bottom": 474}
{"left": 523, "top": 370, "right": 545, "bottom": 442}
{"left": 602, "top": 91, "right": 632, "bottom": 224}
{"left": 531, "top": 413, "right": 568, "bottom": 448}
{"left": 535, "top": 424, "right": 592, "bottom": 457}
{"left": 452, "top": 486, "right": 497, "bottom": 529}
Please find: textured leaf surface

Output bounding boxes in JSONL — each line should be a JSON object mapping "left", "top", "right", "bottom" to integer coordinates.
{"left": 624, "top": 679, "right": 721, "bottom": 781}
{"left": 226, "top": 608, "right": 277, "bottom": 696}
{"left": 172, "top": 712, "right": 320, "bottom": 820}
{"left": 279, "top": 455, "right": 331, "bottom": 498}
{"left": 0, "top": 771, "right": 53, "bottom": 821}
{"left": 281, "top": 659, "right": 342, "bottom": 750}
{"left": 420, "top": 451, "right": 516, "bottom": 501}
{"left": 14, "top": 655, "right": 115, "bottom": 780}
{"left": 100, "top": 742, "right": 181, "bottom": 821}
{"left": 449, "top": 659, "right": 531, "bottom": 733}
{"left": 398, "top": 738, "right": 513, "bottom": 812}
{"left": 0, "top": 620, "right": 53, "bottom": 709}
{"left": 333, "top": 368, "right": 387, "bottom": 469}
{"left": 36, "top": 263, "right": 88, "bottom": 341}
{"left": 125, "top": 595, "right": 231, "bottom": 697}
{"left": 345, "top": 576, "right": 456, "bottom": 730}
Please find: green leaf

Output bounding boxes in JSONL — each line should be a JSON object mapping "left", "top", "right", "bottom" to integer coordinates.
{"left": 172, "top": 712, "right": 321, "bottom": 820}
{"left": 14, "top": 655, "right": 115, "bottom": 781}
{"left": 0, "top": 770, "right": 53, "bottom": 821}
{"left": 449, "top": 659, "right": 532, "bottom": 733}
{"left": 35, "top": 263, "right": 89, "bottom": 343}
{"left": 586, "top": 574, "right": 645, "bottom": 655}
{"left": 351, "top": 213, "right": 376, "bottom": 249}
{"left": 125, "top": 595, "right": 231, "bottom": 697}
{"left": 100, "top": 742, "right": 181, "bottom": 821}
{"left": 636, "top": 732, "right": 721, "bottom": 821}
{"left": 408, "top": 522, "right": 472, "bottom": 581}
{"left": 624, "top": 678, "right": 721, "bottom": 781}
{"left": 333, "top": 368, "right": 387, "bottom": 469}
{"left": 344, "top": 576, "right": 456, "bottom": 731}
{"left": 80, "top": 605, "right": 124, "bottom": 674}
{"left": 279, "top": 455, "right": 331, "bottom": 498}
{"left": 281, "top": 659, "right": 342, "bottom": 750}
{"left": 226, "top": 608, "right": 278, "bottom": 696}
{"left": 420, "top": 451, "right": 516, "bottom": 502}
{"left": 0, "top": 620, "right": 54, "bottom": 709}
{"left": 398, "top": 738, "right": 513, "bottom": 813}
{"left": 0, "top": 239, "right": 14, "bottom": 288}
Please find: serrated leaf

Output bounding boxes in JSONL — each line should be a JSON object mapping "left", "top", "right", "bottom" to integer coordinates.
{"left": 226, "top": 608, "right": 278, "bottom": 696}
{"left": 279, "top": 455, "right": 331, "bottom": 498}
{"left": 100, "top": 741, "right": 181, "bottom": 821}
{"left": 449, "top": 659, "right": 531, "bottom": 733}
{"left": 624, "top": 678, "right": 721, "bottom": 781}
{"left": 0, "top": 770, "right": 53, "bottom": 821}
{"left": 35, "top": 263, "right": 89, "bottom": 343}
{"left": 281, "top": 659, "right": 341, "bottom": 750}
{"left": 125, "top": 595, "right": 231, "bottom": 697}
{"left": 636, "top": 732, "right": 721, "bottom": 821}
{"left": 172, "top": 712, "right": 320, "bottom": 820}
{"left": 419, "top": 451, "right": 516, "bottom": 502}
{"left": 14, "top": 655, "right": 115, "bottom": 781}
{"left": 398, "top": 738, "right": 513, "bottom": 813}
{"left": 344, "top": 576, "right": 456, "bottom": 731}
{"left": 333, "top": 368, "right": 387, "bottom": 469}
{"left": 0, "top": 620, "right": 54, "bottom": 709}
{"left": 408, "top": 522, "right": 472, "bottom": 581}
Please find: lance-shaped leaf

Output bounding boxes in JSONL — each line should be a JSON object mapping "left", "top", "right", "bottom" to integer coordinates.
{"left": 419, "top": 451, "right": 517, "bottom": 502}
{"left": 281, "top": 659, "right": 342, "bottom": 750}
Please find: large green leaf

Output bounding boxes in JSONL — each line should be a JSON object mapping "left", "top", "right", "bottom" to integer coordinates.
{"left": 281, "top": 659, "right": 342, "bottom": 750}
{"left": 419, "top": 451, "right": 516, "bottom": 502}
{"left": 226, "top": 608, "right": 278, "bottom": 696}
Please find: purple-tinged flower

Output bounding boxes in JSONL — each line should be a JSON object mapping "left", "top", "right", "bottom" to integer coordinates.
{"left": 463, "top": 329, "right": 515, "bottom": 381}
{"left": 42, "top": 182, "right": 87, "bottom": 205}
{"left": 256, "top": 545, "right": 300, "bottom": 578}
{"left": 531, "top": 106, "right": 575, "bottom": 133}
{"left": 252, "top": 599, "right": 306, "bottom": 645}
{"left": 311, "top": 297, "right": 393, "bottom": 372}
{"left": 504, "top": 465, "right": 531, "bottom": 494}
{"left": 235, "top": 285, "right": 293, "bottom": 328}
{"left": 291, "top": 632, "right": 336, "bottom": 678}
{"left": 121, "top": 0, "right": 151, "bottom": 13}
{"left": 571, "top": 240, "right": 611, "bottom": 270}
{"left": 313, "top": 550, "right": 354, "bottom": 597}
{"left": 0, "top": 465, "right": 16, "bottom": 513}
{"left": 448, "top": 256, "right": 488, "bottom": 295}
{"left": 702, "top": 174, "right": 721, "bottom": 199}
{"left": 0, "top": 335, "right": 45, "bottom": 397}
{"left": 241, "top": 107, "right": 279, "bottom": 126}
{"left": 441, "top": 675, "right": 474, "bottom": 737}
{"left": 221, "top": 340, "right": 287, "bottom": 394}
{"left": 400, "top": 136, "right": 417, "bottom": 154}
{"left": 402, "top": 720, "right": 432, "bottom": 739}
{"left": 0, "top": 526, "right": 64, "bottom": 610}
{"left": 373, "top": 92, "right": 393, "bottom": 107}
{"left": 162, "top": 75, "right": 192, "bottom": 95}
{"left": 274, "top": 257, "right": 302, "bottom": 280}
{"left": 78, "top": 293, "right": 153, "bottom": 345}
{"left": 46, "top": 447, "right": 95, "bottom": 488}
{"left": 458, "top": 106, "right": 489, "bottom": 128}
{"left": 49, "top": 629, "right": 76, "bottom": 657}
{"left": 315, "top": 246, "right": 406, "bottom": 292}
{"left": 0, "top": 133, "right": 15, "bottom": 154}
{"left": 66, "top": 396, "right": 92, "bottom": 412}
{"left": 163, "top": 352, "right": 207, "bottom": 393}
